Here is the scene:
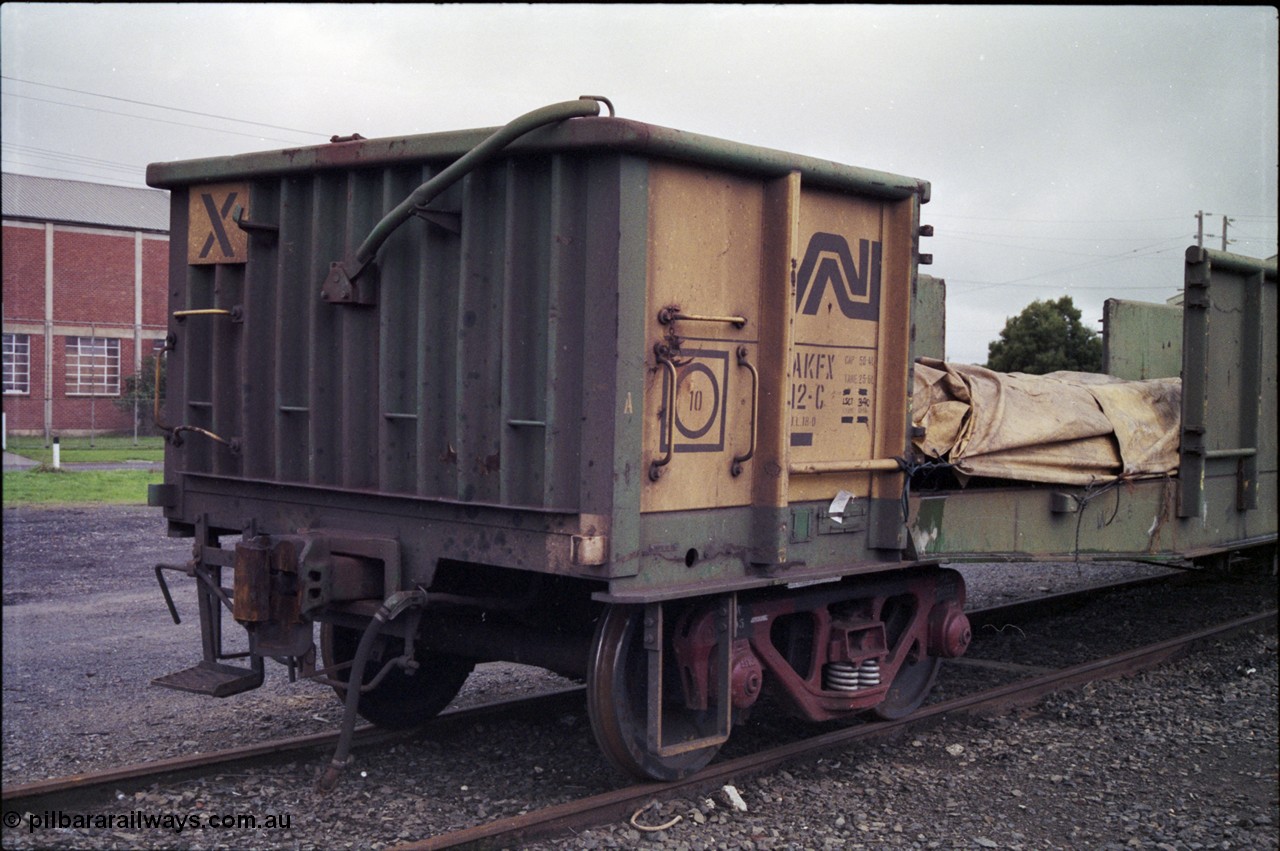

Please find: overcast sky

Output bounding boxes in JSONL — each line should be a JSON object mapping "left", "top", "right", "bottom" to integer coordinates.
{"left": 3, "top": 4, "right": 1276, "bottom": 363}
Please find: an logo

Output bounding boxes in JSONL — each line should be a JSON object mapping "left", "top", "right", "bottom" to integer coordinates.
{"left": 795, "top": 232, "right": 881, "bottom": 321}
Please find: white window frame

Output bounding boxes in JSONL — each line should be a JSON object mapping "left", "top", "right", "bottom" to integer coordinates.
{"left": 65, "top": 336, "right": 121, "bottom": 396}
{"left": 3, "top": 333, "right": 31, "bottom": 395}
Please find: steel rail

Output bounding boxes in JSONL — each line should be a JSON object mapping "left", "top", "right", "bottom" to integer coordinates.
{"left": 0, "top": 686, "right": 584, "bottom": 808}
{"left": 0, "top": 570, "right": 1248, "bottom": 812}
{"left": 394, "top": 608, "right": 1276, "bottom": 851}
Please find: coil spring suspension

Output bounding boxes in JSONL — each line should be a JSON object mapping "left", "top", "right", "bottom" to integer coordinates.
{"left": 823, "top": 659, "right": 881, "bottom": 692}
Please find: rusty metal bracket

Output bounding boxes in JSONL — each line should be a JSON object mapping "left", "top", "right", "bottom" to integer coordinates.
{"left": 646, "top": 596, "right": 735, "bottom": 758}
{"left": 297, "top": 530, "right": 403, "bottom": 614}
{"left": 232, "top": 204, "right": 278, "bottom": 240}
{"left": 320, "top": 260, "right": 380, "bottom": 306}
{"left": 411, "top": 206, "right": 462, "bottom": 234}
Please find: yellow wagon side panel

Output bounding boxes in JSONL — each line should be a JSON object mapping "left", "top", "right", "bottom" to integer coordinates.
{"left": 641, "top": 161, "right": 763, "bottom": 513}
{"left": 787, "top": 190, "right": 915, "bottom": 504}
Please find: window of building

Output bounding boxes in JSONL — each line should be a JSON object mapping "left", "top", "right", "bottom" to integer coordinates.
{"left": 65, "top": 336, "right": 121, "bottom": 396}
{"left": 3, "top": 333, "right": 31, "bottom": 395}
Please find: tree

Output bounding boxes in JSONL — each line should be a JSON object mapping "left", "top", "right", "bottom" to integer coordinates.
{"left": 985, "top": 296, "right": 1102, "bottom": 374}
{"left": 115, "top": 352, "right": 167, "bottom": 435}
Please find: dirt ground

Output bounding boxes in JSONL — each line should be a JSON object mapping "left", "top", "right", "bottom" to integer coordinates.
{"left": 1, "top": 506, "right": 280, "bottom": 783}
{"left": 1, "top": 504, "right": 570, "bottom": 784}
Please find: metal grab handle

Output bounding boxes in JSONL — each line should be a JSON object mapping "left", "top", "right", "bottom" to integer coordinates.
{"left": 789, "top": 458, "right": 905, "bottom": 474}
{"left": 731, "top": 346, "right": 758, "bottom": 477}
{"left": 153, "top": 342, "right": 238, "bottom": 452}
{"left": 173, "top": 306, "right": 243, "bottom": 323}
{"left": 173, "top": 309, "right": 231, "bottom": 318}
{"left": 658, "top": 306, "right": 747, "bottom": 328}
{"left": 153, "top": 345, "right": 171, "bottom": 432}
{"left": 339, "top": 96, "right": 609, "bottom": 284}
{"left": 171, "top": 425, "right": 237, "bottom": 450}
{"left": 650, "top": 354, "right": 678, "bottom": 481}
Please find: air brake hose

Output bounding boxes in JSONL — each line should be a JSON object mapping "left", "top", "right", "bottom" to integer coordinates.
{"left": 345, "top": 95, "right": 612, "bottom": 281}
{"left": 317, "top": 590, "right": 428, "bottom": 793}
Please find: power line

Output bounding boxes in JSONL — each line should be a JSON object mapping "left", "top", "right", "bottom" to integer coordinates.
{"left": 2, "top": 74, "right": 327, "bottom": 137}
{"left": 0, "top": 160, "right": 143, "bottom": 186}
{"left": 940, "top": 234, "right": 1186, "bottom": 260}
{"left": 2, "top": 141, "right": 143, "bottom": 173}
{"left": 1, "top": 91, "right": 311, "bottom": 145}
{"left": 943, "top": 229, "right": 1189, "bottom": 241}
{"left": 948, "top": 243, "right": 1185, "bottom": 292}
{"left": 928, "top": 212, "right": 1189, "bottom": 224}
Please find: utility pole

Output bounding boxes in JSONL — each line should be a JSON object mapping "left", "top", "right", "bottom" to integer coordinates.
{"left": 1195, "top": 211, "right": 1234, "bottom": 251}
{"left": 1196, "top": 210, "right": 1210, "bottom": 248}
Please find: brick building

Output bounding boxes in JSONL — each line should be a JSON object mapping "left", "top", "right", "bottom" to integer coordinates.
{"left": 2, "top": 172, "right": 170, "bottom": 438}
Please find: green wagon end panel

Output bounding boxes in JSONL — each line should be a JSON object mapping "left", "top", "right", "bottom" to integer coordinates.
{"left": 1102, "top": 298, "right": 1182, "bottom": 380}
{"left": 1178, "top": 248, "right": 1277, "bottom": 519}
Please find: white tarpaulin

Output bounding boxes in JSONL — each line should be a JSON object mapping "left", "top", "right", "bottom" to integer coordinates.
{"left": 910, "top": 358, "right": 1181, "bottom": 486}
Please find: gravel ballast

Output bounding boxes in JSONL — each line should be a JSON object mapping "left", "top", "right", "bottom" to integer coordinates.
{"left": 3, "top": 505, "right": 1276, "bottom": 850}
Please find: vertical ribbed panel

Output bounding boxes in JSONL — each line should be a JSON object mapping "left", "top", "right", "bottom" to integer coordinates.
{"left": 339, "top": 171, "right": 381, "bottom": 490}
{"left": 173, "top": 153, "right": 608, "bottom": 512}
{"left": 275, "top": 175, "right": 313, "bottom": 483}
{"left": 542, "top": 155, "right": 589, "bottom": 510}
{"left": 500, "top": 157, "right": 550, "bottom": 506}
{"left": 417, "top": 168, "right": 461, "bottom": 500}
{"left": 307, "top": 173, "right": 342, "bottom": 486}
{"left": 455, "top": 168, "right": 505, "bottom": 503}
{"left": 240, "top": 180, "right": 279, "bottom": 481}
{"left": 210, "top": 262, "right": 243, "bottom": 478}
{"left": 181, "top": 263, "right": 214, "bottom": 475}
{"left": 377, "top": 166, "right": 425, "bottom": 495}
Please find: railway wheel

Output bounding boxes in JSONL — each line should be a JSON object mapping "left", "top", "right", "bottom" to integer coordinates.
{"left": 586, "top": 604, "right": 725, "bottom": 781}
{"left": 320, "top": 623, "right": 474, "bottom": 730}
{"left": 870, "top": 647, "right": 940, "bottom": 720}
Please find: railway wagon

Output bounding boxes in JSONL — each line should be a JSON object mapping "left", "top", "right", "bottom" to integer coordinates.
{"left": 144, "top": 98, "right": 1276, "bottom": 786}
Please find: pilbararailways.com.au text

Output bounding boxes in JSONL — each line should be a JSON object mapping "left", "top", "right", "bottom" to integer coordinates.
{"left": 4, "top": 809, "right": 292, "bottom": 835}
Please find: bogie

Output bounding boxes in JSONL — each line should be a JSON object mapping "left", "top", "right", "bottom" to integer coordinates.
{"left": 585, "top": 566, "right": 969, "bottom": 780}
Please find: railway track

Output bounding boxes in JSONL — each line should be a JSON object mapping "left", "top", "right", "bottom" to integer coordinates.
{"left": 3, "top": 570, "right": 1271, "bottom": 840}
{"left": 0, "top": 687, "right": 585, "bottom": 810}
{"left": 397, "top": 606, "right": 1277, "bottom": 850}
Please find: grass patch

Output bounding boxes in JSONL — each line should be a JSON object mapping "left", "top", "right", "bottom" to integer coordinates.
{"left": 2, "top": 467, "right": 162, "bottom": 507}
{"left": 5, "top": 435, "right": 164, "bottom": 465}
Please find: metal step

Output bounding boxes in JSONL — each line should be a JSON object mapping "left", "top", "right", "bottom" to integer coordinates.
{"left": 152, "top": 660, "right": 263, "bottom": 697}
